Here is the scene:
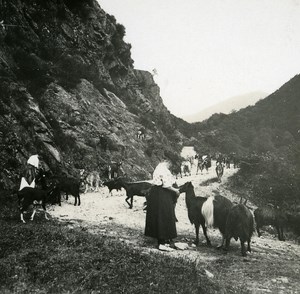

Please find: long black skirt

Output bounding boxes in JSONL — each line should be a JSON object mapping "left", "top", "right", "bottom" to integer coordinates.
{"left": 144, "top": 185, "right": 177, "bottom": 241}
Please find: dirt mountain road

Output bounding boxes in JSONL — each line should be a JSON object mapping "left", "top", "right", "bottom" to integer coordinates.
{"left": 49, "top": 162, "right": 300, "bottom": 293}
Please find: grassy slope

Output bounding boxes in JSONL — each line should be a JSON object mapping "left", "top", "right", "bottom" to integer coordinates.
{"left": 0, "top": 194, "right": 228, "bottom": 294}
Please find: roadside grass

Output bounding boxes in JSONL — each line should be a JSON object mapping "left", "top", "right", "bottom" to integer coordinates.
{"left": 0, "top": 192, "right": 226, "bottom": 294}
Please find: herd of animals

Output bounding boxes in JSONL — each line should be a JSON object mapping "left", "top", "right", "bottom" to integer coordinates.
{"left": 16, "top": 154, "right": 289, "bottom": 257}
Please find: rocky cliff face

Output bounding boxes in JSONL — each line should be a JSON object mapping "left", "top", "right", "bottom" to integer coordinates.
{"left": 0, "top": 0, "right": 193, "bottom": 190}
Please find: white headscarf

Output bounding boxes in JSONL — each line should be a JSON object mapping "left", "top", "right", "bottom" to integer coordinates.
{"left": 19, "top": 177, "right": 35, "bottom": 191}
{"left": 27, "top": 155, "right": 39, "bottom": 168}
{"left": 152, "top": 161, "right": 175, "bottom": 187}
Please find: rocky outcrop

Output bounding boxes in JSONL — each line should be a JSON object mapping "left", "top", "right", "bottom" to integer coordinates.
{"left": 0, "top": 0, "right": 195, "bottom": 190}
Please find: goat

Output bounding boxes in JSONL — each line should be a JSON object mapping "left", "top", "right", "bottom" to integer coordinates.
{"left": 116, "top": 178, "right": 153, "bottom": 209}
{"left": 102, "top": 178, "right": 123, "bottom": 195}
{"left": 201, "top": 192, "right": 234, "bottom": 248}
{"left": 82, "top": 171, "right": 101, "bottom": 193}
{"left": 215, "top": 162, "right": 224, "bottom": 183}
{"left": 179, "top": 181, "right": 211, "bottom": 246}
{"left": 50, "top": 176, "right": 81, "bottom": 206}
{"left": 35, "top": 168, "right": 51, "bottom": 190}
{"left": 224, "top": 202, "right": 254, "bottom": 256}
{"left": 254, "top": 206, "right": 287, "bottom": 241}
{"left": 17, "top": 187, "right": 50, "bottom": 223}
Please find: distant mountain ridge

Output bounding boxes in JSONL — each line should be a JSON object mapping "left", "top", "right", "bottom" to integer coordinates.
{"left": 183, "top": 91, "right": 268, "bottom": 123}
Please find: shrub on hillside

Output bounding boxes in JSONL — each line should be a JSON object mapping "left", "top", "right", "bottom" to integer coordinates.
{"left": 229, "top": 152, "right": 300, "bottom": 208}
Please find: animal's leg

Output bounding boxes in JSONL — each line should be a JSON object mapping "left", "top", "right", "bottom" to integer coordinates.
{"left": 91, "top": 177, "right": 96, "bottom": 192}
{"left": 95, "top": 181, "right": 99, "bottom": 192}
{"left": 30, "top": 208, "right": 37, "bottom": 221}
{"left": 194, "top": 224, "right": 199, "bottom": 245}
{"left": 42, "top": 204, "right": 49, "bottom": 220}
{"left": 125, "top": 196, "right": 132, "bottom": 208}
{"left": 247, "top": 239, "right": 251, "bottom": 252}
{"left": 77, "top": 194, "right": 81, "bottom": 206}
{"left": 256, "top": 226, "right": 261, "bottom": 237}
{"left": 217, "top": 235, "right": 226, "bottom": 249}
{"left": 280, "top": 227, "right": 285, "bottom": 241}
{"left": 277, "top": 225, "right": 285, "bottom": 241}
{"left": 130, "top": 196, "right": 134, "bottom": 209}
{"left": 84, "top": 182, "right": 89, "bottom": 194}
{"left": 74, "top": 195, "right": 77, "bottom": 206}
{"left": 201, "top": 223, "right": 211, "bottom": 246}
{"left": 276, "top": 225, "right": 281, "bottom": 240}
{"left": 241, "top": 240, "right": 247, "bottom": 256}
{"left": 58, "top": 193, "right": 61, "bottom": 206}
{"left": 224, "top": 236, "right": 231, "bottom": 252}
{"left": 143, "top": 201, "right": 147, "bottom": 211}
{"left": 20, "top": 212, "right": 26, "bottom": 223}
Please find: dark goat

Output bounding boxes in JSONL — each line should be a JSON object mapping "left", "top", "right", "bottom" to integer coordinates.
{"left": 50, "top": 176, "right": 81, "bottom": 206}
{"left": 116, "top": 178, "right": 154, "bottom": 209}
{"left": 103, "top": 178, "right": 123, "bottom": 195}
{"left": 17, "top": 187, "right": 50, "bottom": 223}
{"left": 225, "top": 203, "right": 254, "bottom": 256}
{"left": 254, "top": 206, "right": 287, "bottom": 241}
{"left": 201, "top": 191, "right": 234, "bottom": 248}
{"left": 179, "top": 181, "right": 211, "bottom": 246}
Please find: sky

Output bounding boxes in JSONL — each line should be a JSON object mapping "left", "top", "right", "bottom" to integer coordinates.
{"left": 98, "top": 0, "right": 300, "bottom": 118}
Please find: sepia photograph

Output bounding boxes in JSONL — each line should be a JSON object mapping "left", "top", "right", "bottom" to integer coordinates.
{"left": 0, "top": 0, "right": 300, "bottom": 293}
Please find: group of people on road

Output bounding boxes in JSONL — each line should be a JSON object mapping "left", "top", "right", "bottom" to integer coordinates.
{"left": 19, "top": 155, "right": 179, "bottom": 251}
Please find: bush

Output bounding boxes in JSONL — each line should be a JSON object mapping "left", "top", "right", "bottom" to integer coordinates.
{"left": 228, "top": 152, "right": 300, "bottom": 208}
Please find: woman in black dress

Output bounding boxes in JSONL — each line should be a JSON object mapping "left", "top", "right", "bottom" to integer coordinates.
{"left": 145, "top": 185, "right": 178, "bottom": 250}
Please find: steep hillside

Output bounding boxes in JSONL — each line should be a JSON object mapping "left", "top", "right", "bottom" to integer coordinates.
{"left": 0, "top": 0, "right": 193, "bottom": 190}
{"left": 194, "top": 75, "right": 300, "bottom": 154}
{"left": 193, "top": 75, "right": 300, "bottom": 210}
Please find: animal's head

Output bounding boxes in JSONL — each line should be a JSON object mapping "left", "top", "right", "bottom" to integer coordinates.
{"left": 178, "top": 181, "right": 193, "bottom": 193}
